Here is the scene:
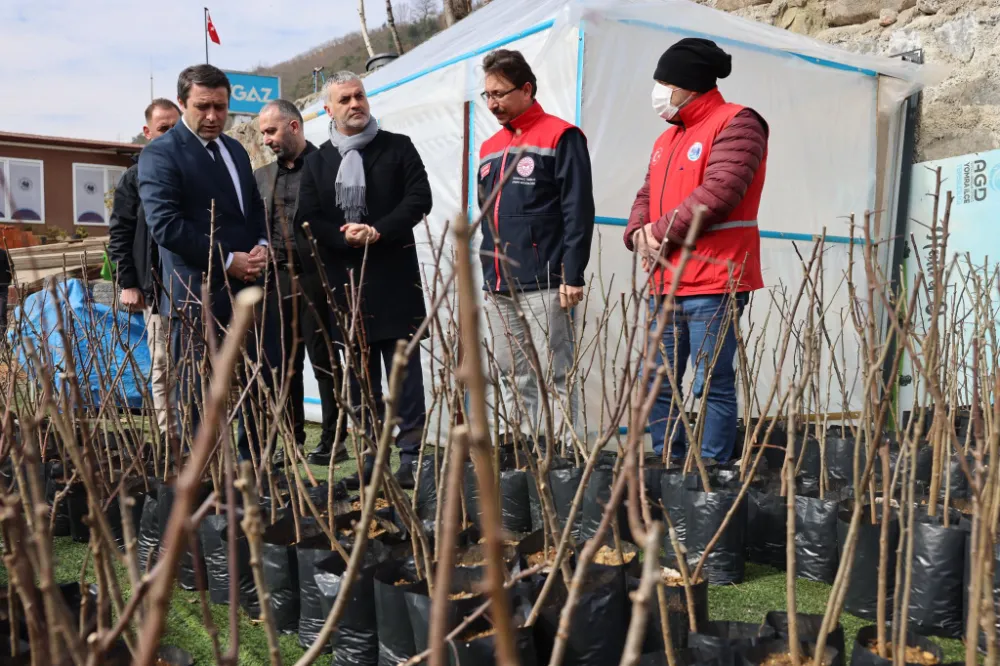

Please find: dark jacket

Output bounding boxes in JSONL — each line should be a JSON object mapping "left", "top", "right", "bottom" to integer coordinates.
{"left": 138, "top": 121, "right": 267, "bottom": 318}
{"left": 254, "top": 141, "right": 316, "bottom": 268}
{"left": 297, "top": 129, "right": 431, "bottom": 343}
{"left": 477, "top": 102, "right": 595, "bottom": 294}
{"left": 109, "top": 155, "right": 159, "bottom": 303}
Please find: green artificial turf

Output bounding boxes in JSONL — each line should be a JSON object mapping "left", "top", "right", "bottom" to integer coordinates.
{"left": 0, "top": 425, "right": 972, "bottom": 663}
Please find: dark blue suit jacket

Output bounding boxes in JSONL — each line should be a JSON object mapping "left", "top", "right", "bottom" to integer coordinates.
{"left": 138, "top": 120, "right": 266, "bottom": 320}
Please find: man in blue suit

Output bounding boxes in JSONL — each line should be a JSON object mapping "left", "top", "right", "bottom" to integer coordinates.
{"left": 139, "top": 64, "right": 270, "bottom": 463}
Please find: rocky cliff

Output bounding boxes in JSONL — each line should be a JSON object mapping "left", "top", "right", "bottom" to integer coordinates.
{"left": 702, "top": 0, "right": 1000, "bottom": 161}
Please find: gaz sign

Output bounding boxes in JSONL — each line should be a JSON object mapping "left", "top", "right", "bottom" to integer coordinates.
{"left": 223, "top": 71, "right": 281, "bottom": 115}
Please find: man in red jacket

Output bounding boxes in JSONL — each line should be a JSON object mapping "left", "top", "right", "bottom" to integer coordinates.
{"left": 624, "top": 38, "right": 768, "bottom": 462}
{"left": 478, "top": 49, "right": 595, "bottom": 450}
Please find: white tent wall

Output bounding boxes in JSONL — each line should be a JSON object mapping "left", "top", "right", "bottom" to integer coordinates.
{"left": 298, "top": 0, "right": 937, "bottom": 444}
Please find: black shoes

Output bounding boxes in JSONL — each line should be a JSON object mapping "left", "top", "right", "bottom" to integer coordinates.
{"left": 394, "top": 459, "right": 416, "bottom": 490}
{"left": 306, "top": 444, "right": 350, "bottom": 467}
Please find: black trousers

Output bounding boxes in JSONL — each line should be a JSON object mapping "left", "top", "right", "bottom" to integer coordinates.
{"left": 265, "top": 267, "right": 344, "bottom": 449}
{"left": 349, "top": 338, "right": 427, "bottom": 461}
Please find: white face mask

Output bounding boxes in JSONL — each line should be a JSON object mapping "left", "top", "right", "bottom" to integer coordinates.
{"left": 651, "top": 83, "right": 679, "bottom": 120}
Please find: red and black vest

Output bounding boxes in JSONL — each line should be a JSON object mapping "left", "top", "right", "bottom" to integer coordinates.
{"left": 478, "top": 102, "right": 577, "bottom": 293}
{"left": 648, "top": 88, "right": 766, "bottom": 296}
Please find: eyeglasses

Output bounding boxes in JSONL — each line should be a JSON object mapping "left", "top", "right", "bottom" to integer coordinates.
{"left": 480, "top": 86, "right": 518, "bottom": 102}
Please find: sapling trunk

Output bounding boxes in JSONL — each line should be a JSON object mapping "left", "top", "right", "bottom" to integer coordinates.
{"left": 876, "top": 443, "right": 891, "bottom": 658}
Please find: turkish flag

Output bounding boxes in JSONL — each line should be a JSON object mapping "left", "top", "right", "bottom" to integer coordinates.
{"left": 206, "top": 10, "right": 221, "bottom": 45}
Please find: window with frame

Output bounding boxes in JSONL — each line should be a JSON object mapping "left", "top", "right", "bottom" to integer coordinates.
{"left": 0, "top": 157, "right": 45, "bottom": 223}
{"left": 73, "top": 163, "right": 126, "bottom": 225}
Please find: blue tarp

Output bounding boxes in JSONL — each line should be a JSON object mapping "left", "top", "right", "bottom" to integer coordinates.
{"left": 12, "top": 279, "right": 151, "bottom": 409}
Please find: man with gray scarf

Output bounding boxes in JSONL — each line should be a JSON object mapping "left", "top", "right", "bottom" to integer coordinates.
{"left": 297, "top": 71, "right": 432, "bottom": 489}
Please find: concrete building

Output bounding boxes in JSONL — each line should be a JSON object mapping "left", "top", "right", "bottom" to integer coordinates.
{"left": 0, "top": 132, "right": 140, "bottom": 239}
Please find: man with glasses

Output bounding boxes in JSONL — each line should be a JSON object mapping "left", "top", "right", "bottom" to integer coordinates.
{"left": 477, "top": 49, "right": 595, "bottom": 453}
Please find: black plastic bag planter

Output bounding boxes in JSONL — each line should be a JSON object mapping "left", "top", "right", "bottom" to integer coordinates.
{"left": 257, "top": 514, "right": 320, "bottom": 633}
{"left": 198, "top": 513, "right": 256, "bottom": 607}
{"left": 583, "top": 537, "right": 641, "bottom": 579}
{"left": 907, "top": 507, "right": 967, "bottom": 638}
{"left": 838, "top": 504, "right": 898, "bottom": 620}
{"left": 965, "top": 539, "right": 1000, "bottom": 653}
{"left": 463, "top": 462, "right": 532, "bottom": 535}
{"left": 526, "top": 464, "right": 584, "bottom": 538}
{"left": 747, "top": 485, "right": 786, "bottom": 569}
{"left": 516, "top": 528, "right": 577, "bottom": 574}
{"left": 824, "top": 435, "right": 858, "bottom": 485}
{"left": 685, "top": 488, "right": 747, "bottom": 585}
{"left": 297, "top": 532, "right": 342, "bottom": 650}
{"left": 939, "top": 453, "right": 974, "bottom": 500}
{"left": 136, "top": 483, "right": 160, "bottom": 574}
{"left": 404, "top": 567, "right": 510, "bottom": 654}
{"left": 795, "top": 492, "right": 843, "bottom": 584}
{"left": 157, "top": 479, "right": 212, "bottom": 591}
{"left": 744, "top": 638, "right": 839, "bottom": 666}
{"left": 765, "top": 612, "right": 844, "bottom": 666}
{"left": 688, "top": 621, "right": 777, "bottom": 654}
{"left": 65, "top": 482, "right": 89, "bottom": 543}
{"left": 374, "top": 557, "right": 423, "bottom": 666}
{"left": 849, "top": 625, "right": 942, "bottom": 666}
{"left": 314, "top": 550, "right": 384, "bottom": 666}
{"left": 157, "top": 646, "right": 195, "bottom": 666}
{"left": 532, "top": 566, "right": 629, "bottom": 666}
{"left": 580, "top": 465, "right": 631, "bottom": 543}
{"left": 44, "top": 475, "right": 73, "bottom": 537}
{"left": 450, "top": 609, "right": 539, "bottom": 666}
{"left": 635, "top": 562, "right": 710, "bottom": 654}
{"left": 415, "top": 455, "right": 445, "bottom": 522}
{"left": 660, "top": 468, "right": 703, "bottom": 548}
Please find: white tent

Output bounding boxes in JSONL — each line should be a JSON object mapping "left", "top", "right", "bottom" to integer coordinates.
{"left": 298, "top": 0, "right": 942, "bottom": 443}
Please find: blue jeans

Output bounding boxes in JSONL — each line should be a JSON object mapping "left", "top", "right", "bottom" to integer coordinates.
{"left": 647, "top": 293, "right": 747, "bottom": 462}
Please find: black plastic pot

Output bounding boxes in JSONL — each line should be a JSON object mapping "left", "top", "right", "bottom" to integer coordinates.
{"left": 199, "top": 513, "right": 256, "bottom": 607}
{"left": 635, "top": 562, "right": 709, "bottom": 654}
{"left": 314, "top": 550, "right": 383, "bottom": 666}
{"left": 157, "top": 645, "right": 195, "bottom": 666}
{"left": 765, "top": 612, "right": 844, "bottom": 666}
{"left": 907, "top": 507, "right": 967, "bottom": 638}
{"left": 849, "top": 625, "right": 942, "bottom": 666}
{"left": 587, "top": 538, "right": 641, "bottom": 578}
{"left": 745, "top": 638, "right": 840, "bottom": 666}
{"left": 824, "top": 435, "right": 858, "bottom": 484}
{"left": 660, "top": 468, "right": 702, "bottom": 548}
{"left": 795, "top": 492, "right": 842, "bottom": 584}
{"left": 415, "top": 455, "right": 444, "bottom": 522}
{"left": 516, "top": 528, "right": 575, "bottom": 573}
{"left": 158, "top": 479, "right": 211, "bottom": 591}
{"left": 939, "top": 453, "right": 974, "bottom": 500}
{"left": 451, "top": 612, "right": 539, "bottom": 666}
{"left": 136, "top": 482, "right": 160, "bottom": 574}
{"left": 685, "top": 487, "right": 747, "bottom": 585}
{"left": 965, "top": 539, "right": 1000, "bottom": 653}
{"left": 257, "top": 514, "right": 317, "bottom": 633}
{"left": 688, "top": 621, "right": 777, "bottom": 654}
{"left": 373, "top": 557, "right": 423, "bottom": 666}
{"left": 404, "top": 567, "right": 508, "bottom": 654}
{"left": 838, "top": 504, "right": 898, "bottom": 620}
{"left": 580, "top": 465, "right": 630, "bottom": 543}
{"left": 463, "top": 461, "right": 532, "bottom": 534}
{"left": 747, "top": 484, "right": 786, "bottom": 569}
{"left": 532, "top": 566, "right": 629, "bottom": 666}
{"left": 527, "top": 463, "right": 584, "bottom": 538}
{"left": 297, "top": 532, "right": 340, "bottom": 651}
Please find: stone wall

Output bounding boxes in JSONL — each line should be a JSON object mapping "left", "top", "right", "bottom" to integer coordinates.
{"left": 700, "top": 0, "right": 1000, "bottom": 161}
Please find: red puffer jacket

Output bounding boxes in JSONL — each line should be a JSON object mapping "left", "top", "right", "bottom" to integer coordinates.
{"left": 624, "top": 88, "right": 768, "bottom": 297}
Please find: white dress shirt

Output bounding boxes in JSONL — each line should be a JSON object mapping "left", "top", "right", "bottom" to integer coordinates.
{"left": 181, "top": 116, "right": 266, "bottom": 270}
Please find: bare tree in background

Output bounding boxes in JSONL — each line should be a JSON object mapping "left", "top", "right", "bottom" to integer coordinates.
{"left": 442, "top": 0, "right": 471, "bottom": 26}
{"left": 358, "top": 0, "right": 375, "bottom": 58}
{"left": 386, "top": 0, "right": 405, "bottom": 55}
{"left": 414, "top": 0, "right": 437, "bottom": 21}
{"left": 394, "top": 0, "right": 414, "bottom": 25}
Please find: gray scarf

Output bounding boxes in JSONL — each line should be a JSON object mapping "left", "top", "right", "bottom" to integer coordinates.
{"left": 328, "top": 115, "right": 378, "bottom": 222}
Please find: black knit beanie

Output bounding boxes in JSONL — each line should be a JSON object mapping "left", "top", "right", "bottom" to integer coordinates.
{"left": 653, "top": 38, "right": 732, "bottom": 93}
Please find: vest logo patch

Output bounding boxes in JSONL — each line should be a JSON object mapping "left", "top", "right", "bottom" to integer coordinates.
{"left": 651, "top": 147, "right": 663, "bottom": 166}
{"left": 687, "top": 142, "right": 703, "bottom": 162}
{"left": 516, "top": 156, "right": 535, "bottom": 177}
{"left": 480, "top": 162, "right": 491, "bottom": 179}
